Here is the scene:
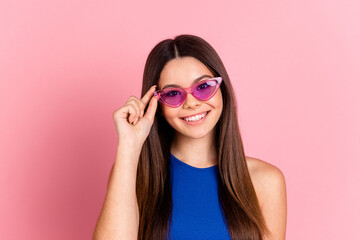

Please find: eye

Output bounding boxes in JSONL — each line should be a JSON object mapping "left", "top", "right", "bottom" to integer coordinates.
{"left": 197, "top": 82, "right": 209, "bottom": 90}
{"left": 165, "top": 90, "right": 181, "bottom": 97}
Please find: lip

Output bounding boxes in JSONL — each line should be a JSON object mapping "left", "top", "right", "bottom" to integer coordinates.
{"left": 181, "top": 111, "right": 210, "bottom": 119}
{"left": 180, "top": 110, "right": 210, "bottom": 126}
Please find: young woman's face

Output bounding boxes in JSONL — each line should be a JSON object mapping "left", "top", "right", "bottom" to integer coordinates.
{"left": 158, "top": 56, "right": 223, "bottom": 139}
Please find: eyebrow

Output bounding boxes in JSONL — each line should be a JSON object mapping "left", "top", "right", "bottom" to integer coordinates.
{"left": 162, "top": 74, "right": 213, "bottom": 89}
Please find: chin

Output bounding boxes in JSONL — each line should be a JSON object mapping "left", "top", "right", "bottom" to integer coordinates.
{"left": 179, "top": 126, "right": 215, "bottom": 139}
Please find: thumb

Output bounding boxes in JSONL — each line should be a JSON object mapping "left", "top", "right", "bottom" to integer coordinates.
{"left": 143, "top": 96, "right": 158, "bottom": 123}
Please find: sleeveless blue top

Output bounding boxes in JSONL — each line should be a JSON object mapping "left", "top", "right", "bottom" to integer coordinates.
{"left": 169, "top": 153, "right": 231, "bottom": 240}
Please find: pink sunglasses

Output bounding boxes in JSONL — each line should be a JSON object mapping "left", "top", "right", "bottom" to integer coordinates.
{"left": 153, "top": 77, "right": 222, "bottom": 108}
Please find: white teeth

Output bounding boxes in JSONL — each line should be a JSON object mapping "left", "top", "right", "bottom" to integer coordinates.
{"left": 183, "top": 111, "right": 208, "bottom": 122}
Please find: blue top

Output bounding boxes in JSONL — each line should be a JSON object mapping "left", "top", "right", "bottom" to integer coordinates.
{"left": 169, "top": 153, "right": 231, "bottom": 240}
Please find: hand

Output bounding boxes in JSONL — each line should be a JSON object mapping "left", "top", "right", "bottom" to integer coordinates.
{"left": 112, "top": 85, "right": 158, "bottom": 152}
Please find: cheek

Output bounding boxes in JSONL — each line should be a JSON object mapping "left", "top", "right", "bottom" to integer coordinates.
{"left": 162, "top": 106, "right": 180, "bottom": 120}
{"left": 210, "top": 90, "right": 223, "bottom": 109}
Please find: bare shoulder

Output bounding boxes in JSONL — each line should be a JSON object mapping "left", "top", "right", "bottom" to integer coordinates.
{"left": 245, "top": 156, "right": 286, "bottom": 200}
{"left": 245, "top": 156, "right": 287, "bottom": 240}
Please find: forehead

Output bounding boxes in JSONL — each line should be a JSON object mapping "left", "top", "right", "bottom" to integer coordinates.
{"left": 158, "top": 56, "right": 214, "bottom": 88}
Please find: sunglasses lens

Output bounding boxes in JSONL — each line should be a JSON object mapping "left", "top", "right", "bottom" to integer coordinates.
{"left": 158, "top": 79, "right": 221, "bottom": 107}
{"left": 193, "top": 80, "right": 218, "bottom": 100}
{"left": 161, "top": 89, "right": 185, "bottom": 106}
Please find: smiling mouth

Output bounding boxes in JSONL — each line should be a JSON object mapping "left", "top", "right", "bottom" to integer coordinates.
{"left": 180, "top": 110, "right": 210, "bottom": 122}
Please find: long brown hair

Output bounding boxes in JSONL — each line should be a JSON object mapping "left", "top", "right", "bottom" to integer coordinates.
{"left": 136, "top": 34, "right": 271, "bottom": 240}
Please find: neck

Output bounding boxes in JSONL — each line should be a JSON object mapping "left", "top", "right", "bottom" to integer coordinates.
{"left": 170, "top": 129, "right": 218, "bottom": 168}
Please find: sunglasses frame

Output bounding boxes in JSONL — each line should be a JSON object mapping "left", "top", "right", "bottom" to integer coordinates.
{"left": 153, "top": 77, "right": 223, "bottom": 108}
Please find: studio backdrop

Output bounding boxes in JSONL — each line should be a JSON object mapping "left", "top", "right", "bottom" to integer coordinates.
{"left": 0, "top": 0, "right": 359, "bottom": 239}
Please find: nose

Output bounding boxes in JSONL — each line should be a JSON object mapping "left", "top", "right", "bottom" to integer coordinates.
{"left": 182, "top": 92, "right": 201, "bottom": 109}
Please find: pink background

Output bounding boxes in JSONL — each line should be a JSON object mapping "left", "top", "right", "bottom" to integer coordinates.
{"left": 1, "top": 0, "right": 359, "bottom": 239}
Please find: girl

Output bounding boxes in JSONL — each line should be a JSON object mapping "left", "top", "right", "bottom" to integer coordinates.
{"left": 93, "top": 34, "right": 287, "bottom": 240}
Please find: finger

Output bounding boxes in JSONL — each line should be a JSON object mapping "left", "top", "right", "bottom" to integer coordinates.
{"left": 124, "top": 104, "right": 138, "bottom": 124}
{"left": 129, "top": 115, "right": 135, "bottom": 124}
{"left": 125, "top": 95, "right": 138, "bottom": 105}
{"left": 133, "top": 99, "right": 145, "bottom": 117}
{"left": 116, "top": 103, "right": 136, "bottom": 119}
{"left": 143, "top": 96, "right": 158, "bottom": 123}
{"left": 126, "top": 99, "right": 141, "bottom": 118}
{"left": 140, "top": 109, "right": 144, "bottom": 118}
{"left": 125, "top": 97, "right": 141, "bottom": 118}
{"left": 133, "top": 116, "right": 139, "bottom": 125}
{"left": 141, "top": 85, "right": 157, "bottom": 106}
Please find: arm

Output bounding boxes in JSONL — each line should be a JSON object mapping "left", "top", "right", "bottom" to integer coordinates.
{"left": 92, "top": 146, "right": 140, "bottom": 240}
{"left": 259, "top": 165, "right": 287, "bottom": 240}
